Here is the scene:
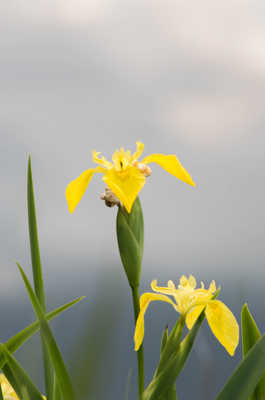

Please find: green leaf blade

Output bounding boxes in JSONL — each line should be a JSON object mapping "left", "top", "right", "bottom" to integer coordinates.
{"left": 241, "top": 304, "right": 265, "bottom": 400}
{"left": 0, "top": 343, "right": 43, "bottom": 400}
{"left": 155, "top": 317, "right": 185, "bottom": 378}
{"left": 2, "top": 296, "right": 84, "bottom": 369}
{"left": 144, "top": 312, "right": 205, "bottom": 400}
{"left": 242, "top": 303, "right": 261, "bottom": 357}
{"left": 216, "top": 331, "right": 265, "bottom": 400}
{"left": 52, "top": 372, "right": 62, "bottom": 400}
{"left": 27, "top": 156, "right": 53, "bottom": 398}
{"left": 16, "top": 263, "right": 75, "bottom": 400}
{"left": 27, "top": 155, "right": 46, "bottom": 309}
{"left": 160, "top": 326, "right": 168, "bottom": 355}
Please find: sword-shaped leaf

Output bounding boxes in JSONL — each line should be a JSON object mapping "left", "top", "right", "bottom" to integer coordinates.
{"left": 216, "top": 330, "right": 265, "bottom": 400}
{"left": 16, "top": 262, "right": 75, "bottom": 400}
{"left": 0, "top": 296, "right": 84, "bottom": 369}
{"left": 0, "top": 343, "right": 43, "bottom": 400}
{"left": 27, "top": 156, "right": 53, "bottom": 398}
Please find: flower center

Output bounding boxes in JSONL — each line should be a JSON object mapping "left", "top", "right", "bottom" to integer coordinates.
{"left": 175, "top": 287, "right": 197, "bottom": 314}
{"left": 112, "top": 148, "right": 132, "bottom": 172}
{"left": 92, "top": 142, "right": 152, "bottom": 178}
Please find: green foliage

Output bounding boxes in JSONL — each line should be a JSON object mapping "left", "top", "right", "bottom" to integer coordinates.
{"left": 241, "top": 304, "right": 265, "bottom": 400}
{"left": 155, "top": 318, "right": 184, "bottom": 378}
{"left": 5, "top": 297, "right": 83, "bottom": 361}
{"left": 0, "top": 158, "right": 83, "bottom": 400}
{"left": 242, "top": 304, "right": 261, "bottom": 356}
{"left": 216, "top": 310, "right": 265, "bottom": 400}
{"left": 0, "top": 343, "right": 43, "bottom": 400}
{"left": 21, "top": 386, "right": 32, "bottom": 400}
{"left": 116, "top": 197, "right": 144, "bottom": 288}
{"left": 27, "top": 156, "right": 46, "bottom": 309}
{"left": 52, "top": 372, "right": 61, "bottom": 400}
{"left": 144, "top": 312, "right": 205, "bottom": 400}
{"left": 158, "top": 327, "right": 178, "bottom": 400}
{"left": 27, "top": 156, "right": 53, "bottom": 399}
{"left": 0, "top": 296, "right": 84, "bottom": 370}
{"left": 116, "top": 198, "right": 145, "bottom": 398}
{"left": 160, "top": 326, "right": 169, "bottom": 355}
{"left": 16, "top": 263, "right": 75, "bottom": 400}
{"left": 143, "top": 289, "right": 221, "bottom": 400}
{"left": 4, "top": 152, "right": 264, "bottom": 400}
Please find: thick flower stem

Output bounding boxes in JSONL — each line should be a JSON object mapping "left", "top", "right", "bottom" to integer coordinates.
{"left": 131, "top": 285, "right": 145, "bottom": 400}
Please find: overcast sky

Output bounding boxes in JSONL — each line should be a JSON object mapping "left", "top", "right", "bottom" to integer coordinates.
{"left": 1, "top": 2, "right": 265, "bottom": 399}
{"left": 1, "top": 0, "right": 265, "bottom": 295}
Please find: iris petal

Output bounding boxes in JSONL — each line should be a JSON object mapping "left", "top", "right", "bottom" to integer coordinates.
{"left": 134, "top": 293, "right": 177, "bottom": 351}
{"left": 186, "top": 305, "right": 206, "bottom": 329}
{"left": 132, "top": 141, "right": 145, "bottom": 162}
{"left": 66, "top": 169, "right": 97, "bottom": 213}
{"left": 92, "top": 151, "right": 112, "bottom": 169}
{"left": 141, "top": 154, "right": 195, "bottom": 187}
{"left": 103, "top": 166, "right": 145, "bottom": 213}
{"left": 151, "top": 280, "right": 179, "bottom": 297}
{"left": 205, "top": 300, "right": 239, "bottom": 355}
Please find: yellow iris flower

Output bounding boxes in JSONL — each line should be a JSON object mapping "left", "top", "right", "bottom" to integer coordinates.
{"left": 134, "top": 275, "right": 239, "bottom": 356}
{"left": 0, "top": 374, "right": 46, "bottom": 400}
{"left": 66, "top": 141, "right": 195, "bottom": 213}
{"left": 0, "top": 374, "right": 19, "bottom": 400}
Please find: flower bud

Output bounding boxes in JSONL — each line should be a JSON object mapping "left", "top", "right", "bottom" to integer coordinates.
{"left": 116, "top": 197, "right": 144, "bottom": 288}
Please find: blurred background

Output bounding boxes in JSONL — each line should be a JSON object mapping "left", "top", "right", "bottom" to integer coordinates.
{"left": 1, "top": 0, "right": 265, "bottom": 398}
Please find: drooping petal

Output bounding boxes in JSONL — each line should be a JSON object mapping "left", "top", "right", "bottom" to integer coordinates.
{"left": 141, "top": 154, "right": 195, "bottom": 187}
{"left": 66, "top": 169, "right": 97, "bottom": 213}
{"left": 134, "top": 292, "right": 177, "bottom": 351}
{"left": 103, "top": 166, "right": 146, "bottom": 213}
{"left": 205, "top": 300, "right": 239, "bottom": 356}
{"left": 186, "top": 305, "right": 206, "bottom": 329}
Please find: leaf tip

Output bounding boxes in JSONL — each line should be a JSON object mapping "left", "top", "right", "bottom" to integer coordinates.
{"left": 27, "top": 154, "right": 32, "bottom": 170}
{"left": 241, "top": 303, "right": 249, "bottom": 315}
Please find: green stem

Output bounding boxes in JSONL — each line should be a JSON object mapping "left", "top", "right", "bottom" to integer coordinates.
{"left": 131, "top": 285, "right": 145, "bottom": 400}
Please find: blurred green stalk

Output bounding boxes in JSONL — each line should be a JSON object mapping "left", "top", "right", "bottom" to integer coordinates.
{"left": 116, "top": 198, "right": 145, "bottom": 400}
{"left": 132, "top": 286, "right": 145, "bottom": 400}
